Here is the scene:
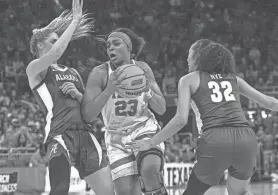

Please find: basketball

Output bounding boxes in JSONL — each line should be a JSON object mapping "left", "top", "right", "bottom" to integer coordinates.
{"left": 116, "top": 64, "right": 147, "bottom": 98}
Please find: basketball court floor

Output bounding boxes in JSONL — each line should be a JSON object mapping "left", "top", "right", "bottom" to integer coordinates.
{"left": 84, "top": 182, "right": 278, "bottom": 195}
{"left": 166, "top": 182, "right": 278, "bottom": 195}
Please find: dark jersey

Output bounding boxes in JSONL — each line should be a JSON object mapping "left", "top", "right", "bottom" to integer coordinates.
{"left": 191, "top": 71, "right": 248, "bottom": 133}
{"left": 32, "top": 65, "right": 84, "bottom": 142}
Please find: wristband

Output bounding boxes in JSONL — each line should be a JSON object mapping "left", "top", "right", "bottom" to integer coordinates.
{"left": 145, "top": 88, "right": 154, "bottom": 99}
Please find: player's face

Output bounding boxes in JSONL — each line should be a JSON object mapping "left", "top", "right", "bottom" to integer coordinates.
{"left": 187, "top": 44, "right": 197, "bottom": 72}
{"left": 39, "top": 32, "right": 58, "bottom": 55}
{"left": 106, "top": 37, "right": 130, "bottom": 66}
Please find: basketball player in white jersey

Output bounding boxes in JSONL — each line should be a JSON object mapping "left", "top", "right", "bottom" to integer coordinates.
{"left": 82, "top": 28, "right": 168, "bottom": 195}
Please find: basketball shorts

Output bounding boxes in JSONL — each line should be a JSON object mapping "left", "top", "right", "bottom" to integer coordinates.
{"left": 194, "top": 126, "right": 257, "bottom": 185}
{"left": 45, "top": 126, "right": 107, "bottom": 179}
{"left": 105, "top": 123, "right": 165, "bottom": 180}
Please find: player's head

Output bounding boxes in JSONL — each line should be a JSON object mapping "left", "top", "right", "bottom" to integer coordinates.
{"left": 195, "top": 42, "right": 236, "bottom": 74}
{"left": 106, "top": 28, "right": 145, "bottom": 66}
{"left": 188, "top": 39, "right": 214, "bottom": 72}
{"left": 30, "top": 10, "right": 94, "bottom": 58}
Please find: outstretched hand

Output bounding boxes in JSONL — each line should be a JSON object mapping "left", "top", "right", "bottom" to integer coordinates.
{"left": 125, "top": 139, "right": 152, "bottom": 151}
{"left": 72, "top": 0, "right": 83, "bottom": 21}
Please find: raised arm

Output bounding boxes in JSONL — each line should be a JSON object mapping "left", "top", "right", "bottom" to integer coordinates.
{"left": 237, "top": 76, "right": 278, "bottom": 110}
{"left": 26, "top": 0, "right": 83, "bottom": 78}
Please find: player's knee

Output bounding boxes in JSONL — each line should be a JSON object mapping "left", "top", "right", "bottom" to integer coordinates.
{"left": 140, "top": 154, "right": 161, "bottom": 179}
{"left": 137, "top": 149, "right": 168, "bottom": 194}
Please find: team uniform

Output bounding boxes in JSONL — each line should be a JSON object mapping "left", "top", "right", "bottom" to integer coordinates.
{"left": 32, "top": 64, "right": 106, "bottom": 180}
{"left": 190, "top": 71, "right": 257, "bottom": 185}
{"left": 101, "top": 60, "right": 165, "bottom": 180}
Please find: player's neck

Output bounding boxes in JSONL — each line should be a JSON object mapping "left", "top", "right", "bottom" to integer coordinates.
{"left": 110, "top": 59, "right": 133, "bottom": 70}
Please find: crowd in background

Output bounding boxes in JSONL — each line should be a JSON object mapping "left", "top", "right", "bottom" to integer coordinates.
{"left": 1, "top": 0, "right": 278, "bottom": 176}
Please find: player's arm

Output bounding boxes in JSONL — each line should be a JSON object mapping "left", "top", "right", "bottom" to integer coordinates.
{"left": 149, "top": 74, "right": 192, "bottom": 146}
{"left": 70, "top": 68, "right": 85, "bottom": 102}
{"left": 139, "top": 62, "right": 166, "bottom": 115}
{"left": 237, "top": 76, "right": 278, "bottom": 110}
{"left": 26, "top": 19, "right": 80, "bottom": 82}
{"left": 81, "top": 66, "right": 113, "bottom": 123}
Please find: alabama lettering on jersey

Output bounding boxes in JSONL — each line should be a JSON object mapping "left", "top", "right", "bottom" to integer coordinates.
{"left": 191, "top": 71, "right": 248, "bottom": 133}
{"left": 32, "top": 64, "right": 84, "bottom": 142}
{"left": 101, "top": 61, "right": 157, "bottom": 132}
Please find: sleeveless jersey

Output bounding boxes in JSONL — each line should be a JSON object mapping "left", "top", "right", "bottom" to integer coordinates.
{"left": 32, "top": 64, "right": 84, "bottom": 142}
{"left": 101, "top": 61, "right": 158, "bottom": 132}
{"left": 191, "top": 71, "right": 248, "bottom": 133}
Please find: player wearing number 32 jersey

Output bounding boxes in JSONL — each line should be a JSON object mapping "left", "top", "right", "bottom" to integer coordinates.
{"left": 82, "top": 28, "right": 168, "bottom": 195}
{"left": 128, "top": 39, "right": 278, "bottom": 195}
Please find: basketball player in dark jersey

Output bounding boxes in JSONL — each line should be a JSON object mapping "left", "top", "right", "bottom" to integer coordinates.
{"left": 128, "top": 39, "right": 278, "bottom": 195}
{"left": 26, "top": 0, "right": 114, "bottom": 194}
{"left": 81, "top": 28, "right": 168, "bottom": 195}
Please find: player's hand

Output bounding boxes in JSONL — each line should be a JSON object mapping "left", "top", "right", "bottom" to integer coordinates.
{"left": 136, "top": 63, "right": 152, "bottom": 92}
{"left": 125, "top": 139, "right": 152, "bottom": 151}
{"left": 106, "top": 67, "right": 126, "bottom": 93}
{"left": 72, "top": 0, "right": 83, "bottom": 22}
{"left": 60, "top": 82, "right": 81, "bottom": 99}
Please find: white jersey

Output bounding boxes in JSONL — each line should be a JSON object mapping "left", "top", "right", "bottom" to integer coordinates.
{"left": 101, "top": 61, "right": 158, "bottom": 132}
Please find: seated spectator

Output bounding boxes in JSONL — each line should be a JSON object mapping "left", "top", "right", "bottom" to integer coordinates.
{"left": 255, "top": 77, "right": 266, "bottom": 89}
{"left": 245, "top": 64, "right": 258, "bottom": 85}
{"left": 164, "top": 144, "right": 177, "bottom": 162}
{"left": 30, "top": 143, "right": 48, "bottom": 167}
{"left": 261, "top": 127, "right": 275, "bottom": 176}
{"left": 162, "top": 68, "right": 177, "bottom": 96}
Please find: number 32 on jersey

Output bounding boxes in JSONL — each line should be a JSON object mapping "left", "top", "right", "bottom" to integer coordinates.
{"left": 208, "top": 81, "right": 236, "bottom": 102}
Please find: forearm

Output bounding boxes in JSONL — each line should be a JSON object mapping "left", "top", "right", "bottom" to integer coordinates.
{"left": 75, "top": 92, "right": 83, "bottom": 103}
{"left": 269, "top": 96, "right": 278, "bottom": 111}
{"left": 148, "top": 89, "right": 166, "bottom": 115}
{"left": 50, "top": 19, "right": 79, "bottom": 56}
{"left": 81, "top": 88, "right": 113, "bottom": 122}
{"left": 151, "top": 116, "right": 186, "bottom": 146}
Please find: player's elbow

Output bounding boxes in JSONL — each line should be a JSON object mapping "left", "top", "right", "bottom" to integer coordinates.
{"left": 270, "top": 97, "right": 278, "bottom": 111}
{"left": 81, "top": 106, "right": 95, "bottom": 123}
{"left": 175, "top": 115, "right": 187, "bottom": 128}
{"left": 156, "top": 106, "right": 166, "bottom": 115}
{"left": 153, "top": 105, "right": 166, "bottom": 115}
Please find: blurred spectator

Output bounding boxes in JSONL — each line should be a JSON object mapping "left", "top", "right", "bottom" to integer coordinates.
{"left": 261, "top": 127, "right": 275, "bottom": 175}
{"left": 162, "top": 68, "right": 177, "bottom": 96}
{"left": 30, "top": 143, "right": 48, "bottom": 167}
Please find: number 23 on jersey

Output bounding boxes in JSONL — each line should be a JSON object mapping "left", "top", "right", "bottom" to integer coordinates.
{"left": 208, "top": 81, "right": 236, "bottom": 103}
{"left": 115, "top": 100, "right": 138, "bottom": 116}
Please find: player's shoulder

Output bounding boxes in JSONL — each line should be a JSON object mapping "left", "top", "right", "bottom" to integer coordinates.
{"left": 91, "top": 61, "right": 109, "bottom": 75}
{"left": 180, "top": 71, "right": 200, "bottom": 83}
{"left": 135, "top": 60, "right": 150, "bottom": 69}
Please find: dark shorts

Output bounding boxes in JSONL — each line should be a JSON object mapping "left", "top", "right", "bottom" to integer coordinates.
{"left": 46, "top": 129, "right": 107, "bottom": 179}
{"left": 194, "top": 127, "right": 257, "bottom": 185}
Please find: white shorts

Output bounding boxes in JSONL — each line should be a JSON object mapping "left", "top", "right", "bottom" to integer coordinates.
{"left": 105, "top": 123, "right": 165, "bottom": 180}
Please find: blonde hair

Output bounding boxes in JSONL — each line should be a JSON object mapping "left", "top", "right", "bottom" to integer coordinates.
{"left": 30, "top": 10, "right": 95, "bottom": 57}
